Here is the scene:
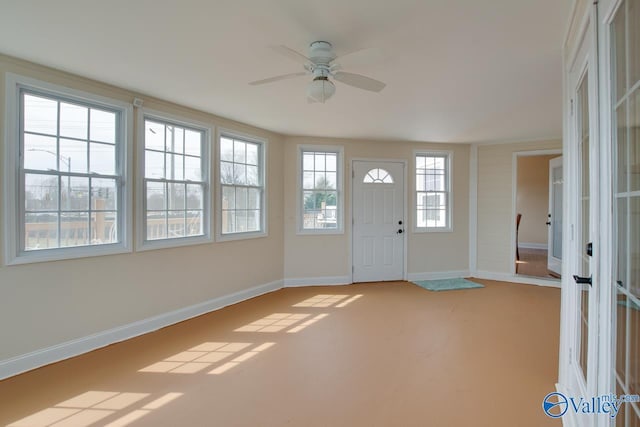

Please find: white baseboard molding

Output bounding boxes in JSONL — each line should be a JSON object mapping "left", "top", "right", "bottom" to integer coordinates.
{"left": 473, "top": 271, "right": 561, "bottom": 288}
{"left": 284, "top": 276, "right": 351, "bottom": 287}
{"left": 519, "top": 242, "right": 548, "bottom": 250}
{"left": 407, "top": 270, "right": 470, "bottom": 281}
{"left": 0, "top": 279, "right": 284, "bottom": 381}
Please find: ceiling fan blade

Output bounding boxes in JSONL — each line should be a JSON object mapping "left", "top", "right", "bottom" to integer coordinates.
{"left": 249, "top": 72, "right": 306, "bottom": 86}
{"left": 332, "top": 47, "right": 384, "bottom": 70}
{"left": 271, "top": 45, "right": 313, "bottom": 66}
{"left": 333, "top": 72, "right": 386, "bottom": 92}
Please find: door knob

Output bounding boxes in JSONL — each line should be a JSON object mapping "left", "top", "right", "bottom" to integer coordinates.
{"left": 546, "top": 221, "right": 551, "bottom": 225}
{"left": 397, "top": 229, "right": 404, "bottom": 234}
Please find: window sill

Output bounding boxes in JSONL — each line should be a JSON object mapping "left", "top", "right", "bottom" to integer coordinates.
{"left": 6, "top": 243, "right": 132, "bottom": 266}
{"left": 296, "top": 229, "right": 344, "bottom": 236}
{"left": 413, "top": 227, "right": 453, "bottom": 233}
{"left": 216, "top": 230, "right": 268, "bottom": 242}
{"left": 136, "top": 235, "right": 213, "bottom": 252}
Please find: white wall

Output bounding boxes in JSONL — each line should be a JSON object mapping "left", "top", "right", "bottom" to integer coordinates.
{"left": 283, "top": 136, "right": 470, "bottom": 282}
{"left": 0, "top": 55, "right": 285, "bottom": 361}
{"left": 476, "top": 140, "right": 562, "bottom": 274}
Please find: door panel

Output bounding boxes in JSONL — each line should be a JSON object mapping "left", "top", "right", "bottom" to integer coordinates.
{"left": 352, "top": 161, "right": 404, "bottom": 282}
{"left": 548, "top": 156, "right": 563, "bottom": 275}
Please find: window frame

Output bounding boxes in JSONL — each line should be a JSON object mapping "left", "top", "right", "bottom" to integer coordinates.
{"left": 3, "top": 73, "right": 133, "bottom": 265}
{"left": 216, "top": 129, "right": 268, "bottom": 242}
{"left": 413, "top": 150, "right": 453, "bottom": 233}
{"left": 296, "top": 145, "right": 344, "bottom": 235}
{"left": 136, "top": 108, "right": 213, "bottom": 251}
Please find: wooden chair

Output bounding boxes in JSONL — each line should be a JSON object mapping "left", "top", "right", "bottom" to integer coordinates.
{"left": 516, "top": 213, "right": 522, "bottom": 261}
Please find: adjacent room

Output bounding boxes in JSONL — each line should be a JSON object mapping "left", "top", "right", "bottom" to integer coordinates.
{"left": 0, "top": 1, "right": 637, "bottom": 426}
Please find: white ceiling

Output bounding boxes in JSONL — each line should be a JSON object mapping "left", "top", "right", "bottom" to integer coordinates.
{"left": 0, "top": 0, "right": 572, "bottom": 143}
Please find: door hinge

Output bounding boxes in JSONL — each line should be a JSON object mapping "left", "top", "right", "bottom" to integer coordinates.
{"left": 570, "top": 99, "right": 574, "bottom": 116}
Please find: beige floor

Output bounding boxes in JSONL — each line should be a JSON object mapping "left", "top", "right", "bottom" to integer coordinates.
{"left": 0, "top": 280, "right": 561, "bottom": 427}
{"left": 517, "top": 248, "right": 560, "bottom": 280}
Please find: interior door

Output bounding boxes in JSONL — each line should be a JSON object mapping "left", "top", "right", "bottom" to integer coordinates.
{"left": 352, "top": 161, "right": 404, "bottom": 282}
{"left": 548, "top": 156, "right": 563, "bottom": 276}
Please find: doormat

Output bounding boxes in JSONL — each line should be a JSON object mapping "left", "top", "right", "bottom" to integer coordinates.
{"left": 411, "top": 278, "right": 484, "bottom": 292}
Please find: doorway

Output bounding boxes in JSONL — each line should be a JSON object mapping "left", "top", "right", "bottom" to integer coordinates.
{"left": 351, "top": 160, "right": 406, "bottom": 282}
{"left": 514, "top": 150, "right": 563, "bottom": 280}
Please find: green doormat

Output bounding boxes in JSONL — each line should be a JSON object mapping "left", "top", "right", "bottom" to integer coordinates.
{"left": 411, "top": 278, "right": 484, "bottom": 292}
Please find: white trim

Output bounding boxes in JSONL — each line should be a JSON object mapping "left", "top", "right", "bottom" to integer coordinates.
{"left": 215, "top": 128, "right": 268, "bottom": 242}
{"left": 518, "top": 242, "right": 548, "bottom": 250}
{"left": 284, "top": 276, "right": 351, "bottom": 287}
{"left": 555, "top": 383, "right": 577, "bottom": 427}
{"left": 3, "top": 73, "right": 133, "bottom": 265}
{"left": 135, "top": 107, "right": 214, "bottom": 252}
{"left": 407, "top": 270, "right": 470, "bottom": 282}
{"left": 474, "top": 271, "right": 561, "bottom": 288}
{"left": 296, "top": 144, "right": 345, "bottom": 235}
{"left": 0, "top": 279, "right": 284, "bottom": 380}
{"left": 412, "top": 150, "right": 454, "bottom": 232}
{"left": 469, "top": 144, "right": 478, "bottom": 275}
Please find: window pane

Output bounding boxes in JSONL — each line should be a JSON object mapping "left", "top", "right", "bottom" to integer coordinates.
{"left": 326, "top": 153, "right": 337, "bottom": 172}
{"left": 25, "top": 174, "right": 58, "bottom": 211}
{"left": 184, "top": 156, "right": 202, "bottom": 181}
{"left": 325, "top": 172, "right": 337, "bottom": 189}
{"left": 90, "top": 142, "right": 115, "bottom": 175}
{"left": 167, "top": 154, "right": 184, "bottom": 181}
{"left": 236, "top": 210, "right": 247, "bottom": 232}
{"left": 234, "top": 163, "right": 247, "bottom": 185}
{"left": 90, "top": 109, "right": 116, "bottom": 144}
{"left": 631, "top": 91, "right": 640, "bottom": 192}
{"left": 25, "top": 213, "right": 58, "bottom": 250}
{"left": 24, "top": 94, "right": 58, "bottom": 135}
{"left": 416, "top": 156, "right": 426, "bottom": 170}
{"left": 146, "top": 211, "right": 166, "bottom": 240}
{"left": 416, "top": 174, "right": 425, "bottom": 191}
{"left": 315, "top": 153, "right": 325, "bottom": 171}
{"left": 60, "top": 102, "right": 88, "bottom": 140}
{"left": 617, "top": 103, "right": 628, "bottom": 193}
{"left": 185, "top": 130, "right": 201, "bottom": 156}
{"left": 186, "top": 184, "right": 203, "bottom": 210}
{"left": 222, "top": 210, "right": 234, "bottom": 233}
{"left": 631, "top": 197, "right": 640, "bottom": 298}
{"left": 220, "top": 161, "right": 233, "bottom": 184}
{"left": 222, "top": 186, "right": 235, "bottom": 210}
{"left": 303, "top": 172, "right": 314, "bottom": 189}
{"left": 303, "top": 153, "right": 314, "bottom": 170}
{"left": 64, "top": 177, "right": 89, "bottom": 211}
{"left": 61, "top": 212, "right": 89, "bottom": 247}
{"left": 612, "top": 5, "right": 627, "bottom": 102}
{"left": 248, "top": 188, "right": 260, "bottom": 210}
{"left": 147, "top": 181, "right": 166, "bottom": 211}
{"left": 91, "top": 211, "right": 117, "bottom": 244}
{"left": 24, "top": 134, "right": 58, "bottom": 171}
{"left": 145, "top": 120, "right": 165, "bottom": 151}
{"left": 630, "top": 0, "right": 640, "bottom": 89}
{"left": 236, "top": 187, "right": 248, "bottom": 210}
{"left": 166, "top": 126, "right": 184, "bottom": 154}
{"left": 168, "top": 183, "right": 185, "bottom": 210}
{"left": 145, "top": 150, "right": 165, "bottom": 179}
{"left": 616, "top": 290, "right": 628, "bottom": 382}
{"left": 187, "top": 210, "right": 203, "bottom": 236}
{"left": 221, "top": 137, "right": 234, "bottom": 162}
{"left": 92, "top": 178, "right": 117, "bottom": 211}
{"left": 247, "top": 165, "right": 259, "bottom": 186}
{"left": 246, "top": 143, "right": 258, "bottom": 165}
{"left": 168, "top": 211, "right": 185, "bottom": 238}
{"left": 234, "top": 140, "right": 246, "bottom": 163}
{"left": 60, "top": 139, "right": 88, "bottom": 174}
{"left": 246, "top": 210, "right": 260, "bottom": 232}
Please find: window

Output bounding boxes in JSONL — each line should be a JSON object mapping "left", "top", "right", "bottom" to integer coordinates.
{"left": 218, "top": 133, "right": 266, "bottom": 239}
{"left": 363, "top": 168, "right": 394, "bottom": 184}
{"left": 415, "top": 152, "right": 451, "bottom": 231}
{"left": 298, "top": 146, "right": 343, "bottom": 233}
{"left": 139, "top": 112, "right": 211, "bottom": 249}
{"left": 4, "top": 74, "right": 132, "bottom": 264}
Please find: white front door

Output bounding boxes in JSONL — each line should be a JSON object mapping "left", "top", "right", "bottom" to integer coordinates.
{"left": 548, "top": 156, "right": 563, "bottom": 276}
{"left": 352, "top": 161, "right": 405, "bottom": 282}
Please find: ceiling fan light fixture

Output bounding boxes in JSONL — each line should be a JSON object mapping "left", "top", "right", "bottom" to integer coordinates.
{"left": 307, "top": 76, "right": 335, "bottom": 103}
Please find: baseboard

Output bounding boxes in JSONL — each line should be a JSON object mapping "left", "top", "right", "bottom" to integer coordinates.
{"left": 284, "top": 276, "right": 351, "bottom": 287}
{"left": 519, "top": 242, "right": 548, "bottom": 250}
{"left": 407, "top": 270, "right": 470, "bottom": 281}
{"left": 474, "top": 271, "right": 561, "bottom": 288}
{"left": 0, "top": 279, "right": 284, "bottom": 381}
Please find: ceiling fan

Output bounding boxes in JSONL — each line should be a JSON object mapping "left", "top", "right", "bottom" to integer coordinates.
{"left": 249, "top": 41, "right": 386, "bottom": 103}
